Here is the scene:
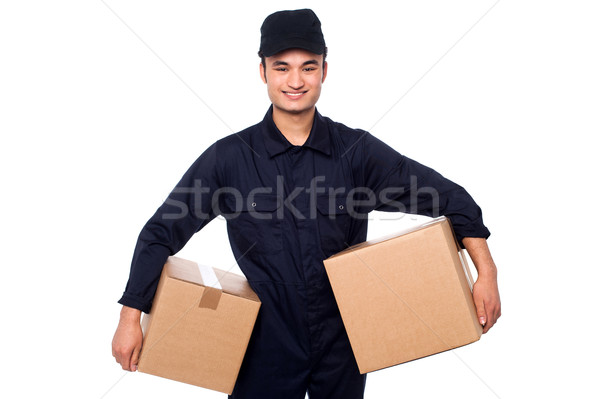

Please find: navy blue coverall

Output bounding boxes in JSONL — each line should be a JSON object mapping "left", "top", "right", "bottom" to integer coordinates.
{"left": 118, "top": 106, "right": 490, "bottom": 398}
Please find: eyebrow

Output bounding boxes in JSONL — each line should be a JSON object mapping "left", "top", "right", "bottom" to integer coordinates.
{"left": 271, "top": 59, "right": 320, "bottom": 67}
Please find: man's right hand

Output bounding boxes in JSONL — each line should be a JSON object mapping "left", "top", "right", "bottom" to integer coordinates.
{"left": 112, "top": 306, "right": 143, "bottom": 372}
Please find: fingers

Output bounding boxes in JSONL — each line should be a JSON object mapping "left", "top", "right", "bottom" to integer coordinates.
{"left": 112, "top": 328, "right": 140, "bottom": 371}
{"left": 482, "top": 317, "right": 491, "bottom": 334}
{"left": 472, "top": 276, "right": 501, "bottom": 334}
{"left": 483, "top": 301, "right": 501, "bottom": 334}
{"left": 113, "top": 343, "right": 133, "bottom": 371}
{"left": 130, "top": 345, "right": 141, "bottom": 372}
{"left": 475, "top": 296, "right": 487, "bottom": 330}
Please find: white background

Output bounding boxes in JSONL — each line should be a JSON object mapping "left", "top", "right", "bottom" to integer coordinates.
{"left": 1, "top": 1, "right": 598, "bottom": 398}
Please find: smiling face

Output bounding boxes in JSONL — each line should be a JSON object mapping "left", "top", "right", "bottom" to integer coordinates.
{"left": 260, "top": 48, "right": 328, "bottom": 118}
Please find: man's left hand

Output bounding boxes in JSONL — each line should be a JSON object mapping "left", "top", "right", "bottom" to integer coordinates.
{"left": 472, "top": 273, "right": 501, "bottom": 333}
{"left": 462, "top": 237, "right": 501, "bottom": 334}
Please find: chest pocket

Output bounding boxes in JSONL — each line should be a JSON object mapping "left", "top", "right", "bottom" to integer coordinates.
{"left": 223, "top": 193, "right": 283, "bottom": 256}
{"left": 316, "top": 194, "right": 351, "bottom": 259}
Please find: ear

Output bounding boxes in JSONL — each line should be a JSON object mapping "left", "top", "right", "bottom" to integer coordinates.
{"left": 260, "top": 62, "right": 267, "bottom": 84}
{"left": 321, "top": 61, "right": 328, "bottom": 83}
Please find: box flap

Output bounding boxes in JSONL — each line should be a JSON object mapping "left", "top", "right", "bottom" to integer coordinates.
{"left": 165, "top": 257, "right": 260, "bottom": 303}
{"left": 214, "top": 268, "right": 260, "bottom": 302}
{"left": 327, "top": 216, "right": 448, "bottom": 260}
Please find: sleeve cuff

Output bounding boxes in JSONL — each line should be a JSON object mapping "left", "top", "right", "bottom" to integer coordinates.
{"left": 118, "top": 293, "right": 153, "bottom": 314}
{"left": 455, "top": 226, "right": 491, "bottom": 249}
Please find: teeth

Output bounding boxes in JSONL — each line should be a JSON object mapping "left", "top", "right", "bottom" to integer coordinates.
{"left": 286, "top": 92, "right": 303, "bottom": 96}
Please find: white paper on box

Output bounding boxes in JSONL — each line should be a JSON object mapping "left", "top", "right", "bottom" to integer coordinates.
{"left": 198, "top": 264, "right": 222, "bottom": 290}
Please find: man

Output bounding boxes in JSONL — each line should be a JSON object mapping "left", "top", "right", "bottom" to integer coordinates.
{"left": 112, "top": 9, "right": 501, "bottom": 399}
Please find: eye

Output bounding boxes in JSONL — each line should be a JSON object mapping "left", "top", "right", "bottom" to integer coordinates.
{"left": 274, "top": 67, "right": 287, "bottom": 72}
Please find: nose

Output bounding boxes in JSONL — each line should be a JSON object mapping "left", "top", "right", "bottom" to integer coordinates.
{"left": 287, "top": 69, "right": 304, "bottom": 90}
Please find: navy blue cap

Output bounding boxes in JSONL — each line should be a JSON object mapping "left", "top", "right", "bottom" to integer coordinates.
{"left": 259, "top": 9, "right": 326, "bottom": 57}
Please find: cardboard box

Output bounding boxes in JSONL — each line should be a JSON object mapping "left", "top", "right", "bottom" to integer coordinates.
{"left": 324, "top": 217, "right": 482, "bottom": 374}
{"left": 137, "top": 256, "right": 261, "bottom": 394}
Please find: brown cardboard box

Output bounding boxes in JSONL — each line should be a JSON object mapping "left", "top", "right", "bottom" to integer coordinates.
{"left": 137, "top": 256, "right": 260, "bottom": 394}
{"left": 324, "top": 217, "right": 482, "bottom": 374}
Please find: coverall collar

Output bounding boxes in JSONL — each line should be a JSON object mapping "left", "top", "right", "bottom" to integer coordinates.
{"left": 261, "top": 105, "right": 332, "bottom": 158}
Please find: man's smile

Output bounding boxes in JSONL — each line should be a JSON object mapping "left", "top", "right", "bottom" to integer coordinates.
{"left": 283, "top": 91, "right": 308, "bottom": 99}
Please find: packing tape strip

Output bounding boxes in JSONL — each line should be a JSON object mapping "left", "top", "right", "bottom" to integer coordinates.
{"left": 458, "top": 249, "right": 475, "bottom": 292}
{"left": 198, "top": 264, "right": 223, "bottom": 310}
{"left": 445, "top": 217, "right": 475, "bottom": 292}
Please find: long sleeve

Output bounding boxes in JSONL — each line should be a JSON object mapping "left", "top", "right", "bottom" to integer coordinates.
{"left": 118, "top": 143, "right": 221, "bottom": 313}
{"left": 359, "top": 132, "right": 490, "bottom": 245}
